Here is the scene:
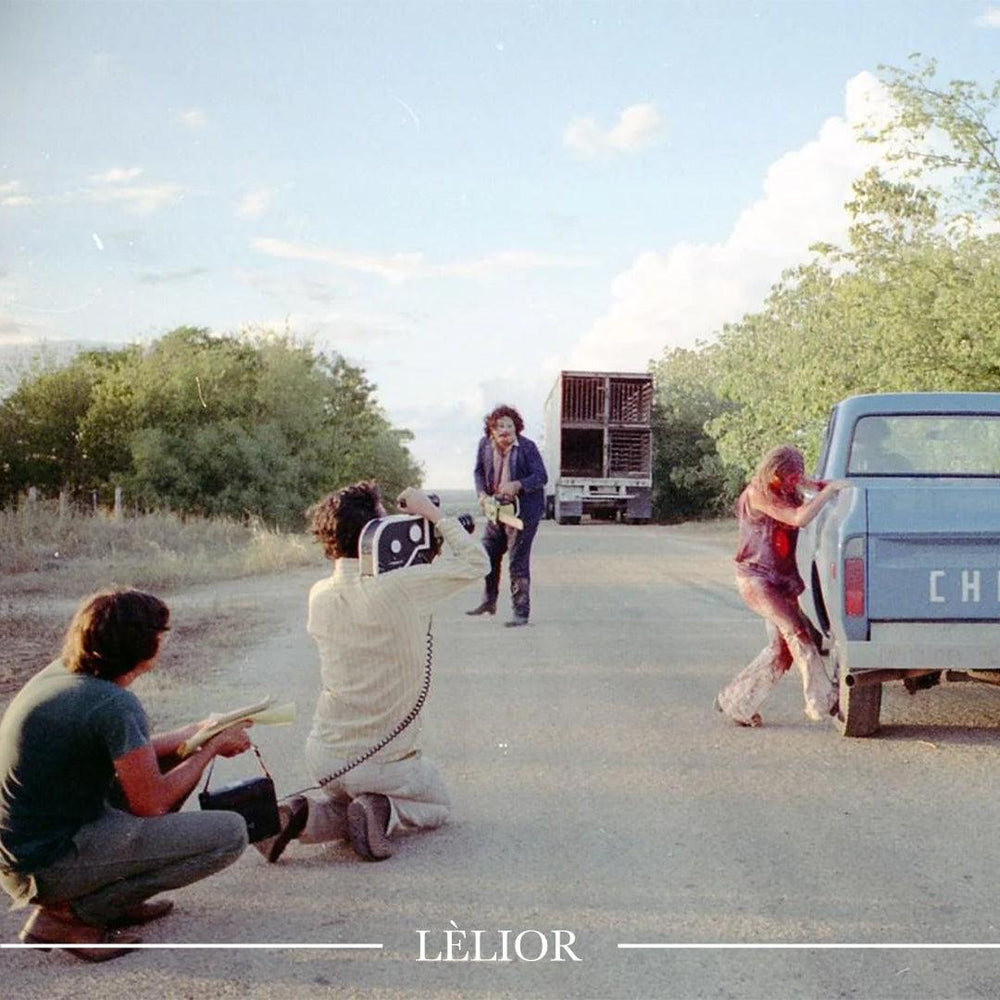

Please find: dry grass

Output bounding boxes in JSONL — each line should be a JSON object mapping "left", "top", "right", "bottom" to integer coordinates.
{"left": 2, "top": 501, "right": 318, "bottom": 586}
{"left": 0, "top": 502, "right": 323, "bottom": 700}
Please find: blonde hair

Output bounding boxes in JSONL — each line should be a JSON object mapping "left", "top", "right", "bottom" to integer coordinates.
{"left": 751, "top": 445, "right": 804, "bottom": 494}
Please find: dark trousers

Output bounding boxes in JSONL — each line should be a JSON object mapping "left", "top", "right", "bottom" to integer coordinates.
{"left": 480, "top": 518, "right": 540, "bottom": 618}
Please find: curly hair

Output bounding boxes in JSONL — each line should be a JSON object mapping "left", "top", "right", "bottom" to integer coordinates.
{"left": 751, "top": 445, "right": 805, "bottom": 496}
{"left": 483, "top": 404, "right": 524, "bottom": 438}
{"left": 62, "top": 589, "right": 170, "bottom": 680}
{"left": 308, "top": 481, "right": 382, "bottom": 560}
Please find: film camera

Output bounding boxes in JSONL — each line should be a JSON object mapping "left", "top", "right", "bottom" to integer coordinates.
{"left": 359, "top": 492, "right": 476, "bottom": 576}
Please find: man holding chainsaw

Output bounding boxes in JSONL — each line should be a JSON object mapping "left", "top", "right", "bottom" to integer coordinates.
{"left": 468, "top": 405, "right": 548, "bottom": 627}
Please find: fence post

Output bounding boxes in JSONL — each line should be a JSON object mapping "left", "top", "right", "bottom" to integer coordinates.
{"left": 59, "top": 491, "right": 68, "bottom": 519}
{"left": 27, "top": 486, "right": 37, "bottom": 504}
{"left": 114, "top": 486, "right": 123, "bottom": 519}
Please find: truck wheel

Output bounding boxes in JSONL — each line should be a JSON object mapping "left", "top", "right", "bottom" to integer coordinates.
{"left": 836, "top": 666, "right": 882, "bottom": 738}
{"left": 556, "top": 516, "right": 580, "bottom": 525}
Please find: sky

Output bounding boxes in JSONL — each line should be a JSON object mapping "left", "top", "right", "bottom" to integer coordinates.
{"left": 1, "top": 1, "right": 998, "bottom": 489}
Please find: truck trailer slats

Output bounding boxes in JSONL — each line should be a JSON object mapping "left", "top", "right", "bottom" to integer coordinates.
{"left": 544, "top": 370, "right": 654, "bottom": 523}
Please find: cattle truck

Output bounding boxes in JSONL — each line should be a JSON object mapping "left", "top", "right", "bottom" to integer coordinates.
{"left": 542, "top": 370, "right": 654, "bottom": 524}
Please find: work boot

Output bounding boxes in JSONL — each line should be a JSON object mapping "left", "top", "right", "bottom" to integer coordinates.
{"left": 466, "top": 601, "right": 496, "bottom": 616}
{"left": 347, "top": 793, "right": 393, "bottom": 861}
{"left": 510, "top": 576, "right": 531, "bottom": 623}
{"left": 254, "top": 795, "right": 309, "bottom": 863}
{"left": 107, "top": 898, "right": 175, "bottom": 928}
{"left": 19, "top": 904, "right": 140, "bottom": 963}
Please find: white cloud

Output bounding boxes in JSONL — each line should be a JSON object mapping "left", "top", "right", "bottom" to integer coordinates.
{"left": 563, "top": 102, "right": 663, "bottom": 159}
{"left": 434, "top": 249, "right": 592, "bottom": 277}
{"left": 85, "top": 183, "right": 187, "bottom": 215}
{"left": 90, "top": 167, "right": 144, "bottom": 184}
{"left": 567, "top": 71, "right": 890, "bottom": 372}
{"left": 175, "top": 108, "right": 209, "bottom": 130}
{"left": 236, "top": 189, "right": 272, "bottom": 220}
{"left": 0, "top": 180, "right": 32, "bottom": 207}
{"left": 251, "top": 238, "right": 589, "bottom": 282}
{"left": 252, "top": 239, "right": 425, "bottom": 282}
{"left": 974, "top": 6, "right": 1000, "bottom": 27}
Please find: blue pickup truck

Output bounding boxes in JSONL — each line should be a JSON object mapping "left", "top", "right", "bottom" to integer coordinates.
{"left": 797, "top": 392, "right": 1000, "bottom": 736}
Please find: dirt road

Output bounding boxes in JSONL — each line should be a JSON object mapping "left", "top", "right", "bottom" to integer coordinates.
{"left": 5, "top": 521, "right": 1000, "bottom": 998}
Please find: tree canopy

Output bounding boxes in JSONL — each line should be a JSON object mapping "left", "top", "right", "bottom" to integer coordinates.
{"left": 0, "top": 327, "right": 422, "bottom": 527}
{"left": 649, "top": 55, "right": 1000, "bottom": 512}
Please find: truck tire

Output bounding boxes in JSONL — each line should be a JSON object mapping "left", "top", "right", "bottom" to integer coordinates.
{"left": 556, "top": 515, "right": 580, "bottom": 525}
{"left": 836, "top": 661, "right": 882, "bottom": 737}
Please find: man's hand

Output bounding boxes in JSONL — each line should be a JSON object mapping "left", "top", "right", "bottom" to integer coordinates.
{"left": 206, "top": 722, "right": 252, "bottom": 759}
{"left": 495, "top": 480, "right": 521, "bottom": 502}
{"left": 397, "top": 487, "right": 441, "bottom": 523}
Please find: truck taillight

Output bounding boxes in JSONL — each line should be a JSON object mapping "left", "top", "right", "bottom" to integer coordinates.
{"left": 843, "top": 537, "right": 865, "bottom": 617}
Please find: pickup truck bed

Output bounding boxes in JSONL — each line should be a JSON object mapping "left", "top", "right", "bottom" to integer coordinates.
{"left": 797, "top": 392, "right": 1000, "bottom": 735}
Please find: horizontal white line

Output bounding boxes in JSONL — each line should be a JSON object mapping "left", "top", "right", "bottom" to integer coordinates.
{"left": 2, "top": 943, "right": 383, "bottom": 950}
{"left": 618, "top": 943, "right": 1000, "bottom": 950}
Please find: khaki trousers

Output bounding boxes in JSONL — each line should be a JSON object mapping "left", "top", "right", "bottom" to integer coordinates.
{"left": 301, "top": 741, "right": 451, "bottom": 843}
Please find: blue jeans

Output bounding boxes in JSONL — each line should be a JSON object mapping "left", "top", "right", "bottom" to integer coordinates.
{"left": 2, "top": 804, "right": 247, "bottom": 925}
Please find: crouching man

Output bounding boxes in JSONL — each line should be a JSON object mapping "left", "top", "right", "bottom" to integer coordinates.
{"left": 257, "top": 483, "right": 489, "bottom": 864}
{"left": 0, "top": 589, "right": 252, "bottom": 962}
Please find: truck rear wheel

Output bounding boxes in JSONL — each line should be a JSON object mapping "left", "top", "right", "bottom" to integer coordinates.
{"left": 556, "top": 515, "right": 580, "bottom": 525}
{"left": 836, "top": 660, "right": 882, "bottom": 737}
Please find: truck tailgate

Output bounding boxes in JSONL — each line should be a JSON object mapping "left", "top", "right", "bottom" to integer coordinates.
{"left": 866, "top": 484, "right": 1000, "bottom": 620}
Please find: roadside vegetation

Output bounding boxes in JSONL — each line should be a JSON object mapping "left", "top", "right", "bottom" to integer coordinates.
{"left": 0, "top": 502, "right": 322, "bottom": 699}
{"left": 1, "top": 500, "right": 320, "bottom": 593}
{"left": 0, "top": 327, "right": 422, "bottom": 527}
{"left": 649, "top": 55, "right": 1000, "bottom": 519}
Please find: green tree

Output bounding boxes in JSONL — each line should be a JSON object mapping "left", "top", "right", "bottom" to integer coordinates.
{"left": 0, "top": 348, "right": 133, "bottom": 503}
{"left": 2, "top": 327, "right": 422, "bottom": 526}
{"left": 860, "top": 54, "right": 1000, "bottom": 226}
{"left": 706, "top": 57, "right": 1000, "bottom": 479}
{"left": 648, "top": 346, "right": 739, "bottom": 519}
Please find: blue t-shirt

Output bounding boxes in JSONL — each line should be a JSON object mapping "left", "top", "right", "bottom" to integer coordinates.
{"left": 0, "top": 660, "right": 149, "bottom": 873}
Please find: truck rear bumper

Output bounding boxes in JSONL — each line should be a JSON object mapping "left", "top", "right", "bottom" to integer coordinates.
{"left": 842, "top": 622, "right": 1000, "bottom": 672}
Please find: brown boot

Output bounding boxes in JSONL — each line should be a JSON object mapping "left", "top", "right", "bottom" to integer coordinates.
{"left": 253, "top": 795, "right": 309, "bottom": 863}
{"left": 19, "top": 903, "right": 141, "bottom": 962}
{"left": 465, "top": 601, "right": 496, "bottom": 616}
{"left": 107, "top": 897, "right": 175, "bottom": 928}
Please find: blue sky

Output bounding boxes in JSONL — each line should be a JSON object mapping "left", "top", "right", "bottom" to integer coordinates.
{"left": 1, "top": 1, "right": 998, "bottom": 487}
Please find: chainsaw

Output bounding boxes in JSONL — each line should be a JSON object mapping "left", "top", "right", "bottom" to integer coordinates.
{"left": 482, "top": 495, "right": 523, "bottom": 530}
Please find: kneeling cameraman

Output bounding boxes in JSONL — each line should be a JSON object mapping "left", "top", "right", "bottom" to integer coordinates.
{"left": 0, "top": 589, "right": 253, "bottom": 961}
{"left": 257, "top": 483, "right": 488, "bottom": 864}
